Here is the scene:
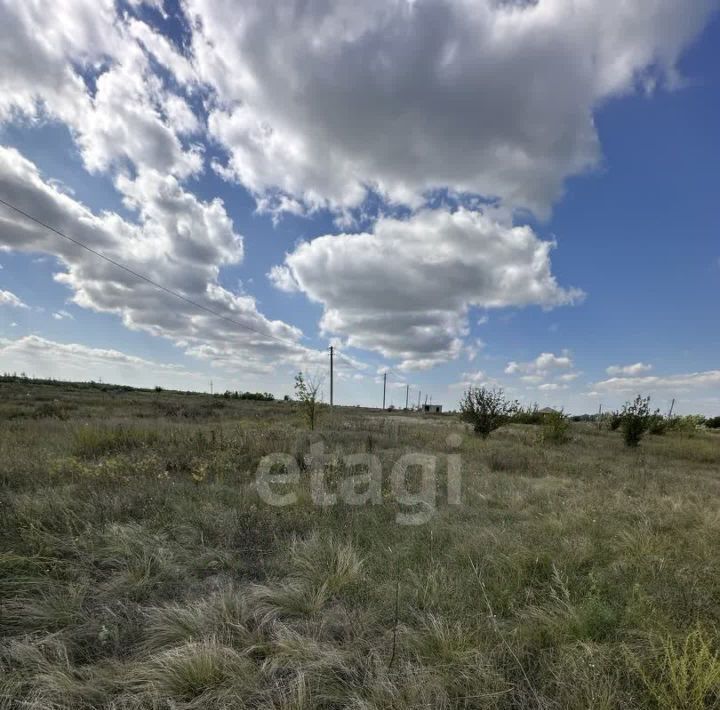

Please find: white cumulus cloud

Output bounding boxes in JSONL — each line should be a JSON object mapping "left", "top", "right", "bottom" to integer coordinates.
{"left": 0, "top": 289, "right": 28, "bottom": 309}
{"left": 188, "top": 0, "right": 715, "bottom": 215}
{"left": 505, "top": 351, "right": 573, "bottom": 376}
{"left": 270, "top": 208, "right": 582, "bottom": 369}
{"left": 606, "top": 362, "right": 653, "bottom": 376}
{"left": 0, "top": 146, "right": 324, "bottom": 372}
{"left": 593, "top": 370, "right": 720, "bottom": 393}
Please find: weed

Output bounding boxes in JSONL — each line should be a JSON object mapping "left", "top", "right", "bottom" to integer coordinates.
{"left": 629, "top": 626, "right": 720, "bottom": 709}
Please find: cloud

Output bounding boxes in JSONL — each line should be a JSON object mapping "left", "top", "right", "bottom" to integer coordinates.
{"left": 505, "top": 351, "right": 573, "bottom": 376}
{"left": 538, "top": 382, "right": 568, "bottom": 392}
{"left": 460, "top": 370, "right": 487, "bottom": 385}
{"left": 0, "top": 0, "right": 715, "bottom": 383}
{"left": 189, "top": 0, "right": 715, "bottom": 215}
{"left": 0, "top": 2, "right": 201, "bottom": 179}
{"left": 0, "top": 335, "right": 208, "bottom": 389}
{"left": 0, "top": 146, "right": 324, "bottom": 372}
{"left": 558, "top": 372, "right": 581, "bottom": 382}
{"left": 52, "top": 310, "right": 74, "bottom": 320}
{"left": 271, "top": 208, "right": 581, "bottom": 369}
{"left": 4, "top": 0, "right": 710, "bottom": 217}
{"left": 267, "top": 264, "right": 300, "bottom": 293}
{"left": 593, "top": 370, "right": 720, "bottom": 393}
{"left": 0, "top": 289, "right": 28, "bottom": 308}
{"left": 606, "top": 362, "right": 653, "bottom": 376}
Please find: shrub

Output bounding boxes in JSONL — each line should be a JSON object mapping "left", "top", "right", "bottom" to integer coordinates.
{"left": 459, "top": 386, "right": 518, "bottom": 439}
{"left": 648, "top": 411, "right": 668, "bottom": 436}
{"left": 513, "top": 404, "right": 544, "bottom": 425}
{"left": 542, "top": 410, "right": 571, "bottom": 444}
{"left": 669, "top": 415, "right": 707, "bottom": 437}
{"left": 705, "top": 416, "right": 720, "bottom": 429}
{"left": 608, "top": 412, "right": 622, "bottom": 431}
{"left": 620, "top": 395, "right": 651, "bottom": 447}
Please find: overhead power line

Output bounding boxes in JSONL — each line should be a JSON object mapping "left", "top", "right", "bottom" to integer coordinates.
{"left": 333, "top": 349, "right": 366, "bottom": 372}
{"left": 0, "top": 196, "right": 306, "bottom": 350}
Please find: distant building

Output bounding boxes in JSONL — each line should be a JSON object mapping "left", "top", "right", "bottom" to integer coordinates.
{"left": 538, "top": 407, "right": 561, "bottom": 416}
{"left": 423, "top": 404, "right": 443, "bottom": 414}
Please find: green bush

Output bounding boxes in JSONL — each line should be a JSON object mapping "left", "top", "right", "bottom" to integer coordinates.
{"left": 513, "top": 404, "right": 544, "bottom": 425}
{"left": 459, "top": 386, "right": 518, "bottom": 439}
{"left": 669, "top": 415, "right": 706, "bottom": 437}
{"left": 705, "top": 416, "right": 720, "bottom": 429}
{"left": 620, "top": 395, "right": 651, "bottom": 447}
{"left": 648, "top": 412, "right": 668, "bottom": 436}
{"left": 608, "top": 412, "right": 622, "bottom": 431}
{"left": 542, "top": 410, "right": 571, "bottom": 444}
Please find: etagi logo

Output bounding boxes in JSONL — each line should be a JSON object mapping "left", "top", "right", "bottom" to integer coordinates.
{"left": 255, "top": 434, "right": 463, "bottom": 525}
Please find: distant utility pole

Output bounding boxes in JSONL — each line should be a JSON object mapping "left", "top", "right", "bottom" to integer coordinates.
{"left": 668, "top": 398, "right": 675, "bottom": 418}
{"left": 424, "top": 394, "right": 428, "bottom": 408}
{"left": 597, "top": 403, "right": 603, "bottom": 430}
{"left": 382, "top": 372, "right": 387, "bottom": 410}
{"left": 329, "top": 345, "right": 334, "bottom": 408}
{"left": 405, "top": 384, "right": 409, "bottom": 410}
{"left": 417, "top": 391, "right": 421, "bottom": 410}
{"left": 210, "top": 380, "right": 213, "bottom": 395}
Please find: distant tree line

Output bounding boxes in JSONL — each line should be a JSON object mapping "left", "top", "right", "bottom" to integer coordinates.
{"left": 221, "top": 390, "right": 275, "bottom": 401}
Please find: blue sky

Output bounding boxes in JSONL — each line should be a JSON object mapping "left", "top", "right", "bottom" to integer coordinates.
{"left": 0, "top": 0, "right": 718, "bottom": 413}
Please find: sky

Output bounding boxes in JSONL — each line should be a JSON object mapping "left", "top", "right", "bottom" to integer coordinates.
{"left": 0, "top": 0, "right": 718, "bottom": 414}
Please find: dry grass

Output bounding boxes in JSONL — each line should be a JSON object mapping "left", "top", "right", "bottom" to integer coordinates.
{"left": 2, "top": 378, "right": 720, "bottom": 708}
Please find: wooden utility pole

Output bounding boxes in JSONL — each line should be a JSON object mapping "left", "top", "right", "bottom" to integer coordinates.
{"left": 424, "top": 394, "right": 428, "bottom": 408}
{"left": 382, "top": 372, "right": 387, "bottom": 410}
{"left": 668, "top": 398, "right": 675, "bottom": 417}
{"left": 405, "top": 384, "right": 409, "bottom": 410}
{"left": 597, "top": 403, "right": 603, "bottom": 429}
{"left": 329, "top": 345, "right": 334, "bottom": 408}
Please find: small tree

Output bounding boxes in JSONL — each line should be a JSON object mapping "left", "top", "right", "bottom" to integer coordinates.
{"left": 620, "top": 395, "right": 651, "bottom": 447}
{"left": 459, "top": 386, "right": 518, "bottom": 439}
{"left": 294, "top": 371, "right": 322, "bottom": 431}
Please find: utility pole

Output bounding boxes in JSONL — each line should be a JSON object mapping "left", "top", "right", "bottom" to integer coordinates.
{"left": 668, "top": 398, "right": 675, "bottom": 418}
{"left": 424, "top": 394, "right": 428, "bottom": 408}
{"left": 417, "top": 391, "right": 421, "bottom": 410}
{"left": 382, "top": 372, "right": 387, "bottom": 410}
{"left": 405, "top": 384, "right": 409, "bottom": 410}
{"left": 597, "top": 403, "right": 603, "bottom": 429}
{"left": 329, "top": 345, "right": 334, "bottom": 408}
{"left": 210, "top": 380, "right": 213, "bottom": 396}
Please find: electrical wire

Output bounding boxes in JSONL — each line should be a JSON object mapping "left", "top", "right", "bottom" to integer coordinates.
{"left": 0, "top": 196, "right": 315, "bottom": 351}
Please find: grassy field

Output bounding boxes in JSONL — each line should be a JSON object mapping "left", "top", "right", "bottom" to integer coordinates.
{"left": 2, "top": 379, "right": 720, "bottom": 708}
